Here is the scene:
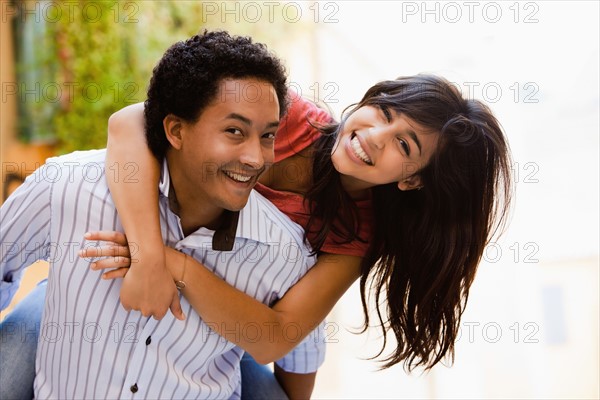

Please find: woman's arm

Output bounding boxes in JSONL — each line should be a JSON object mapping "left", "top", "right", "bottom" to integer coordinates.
{"left": 106, "top": 103, "right": 183, "bottom": 320}
{"left": 82, "top": 232, "right": 361, "bottom": 364}
{"left": 165, "top": 247, "right": 360, "bottom": 363}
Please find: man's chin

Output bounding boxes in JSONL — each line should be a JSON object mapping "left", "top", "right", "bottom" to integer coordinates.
{"left": 225, "top": 197, "right": 251, "bottom": 212}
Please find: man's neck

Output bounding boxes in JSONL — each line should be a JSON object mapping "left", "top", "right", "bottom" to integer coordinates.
{"left": 166, "top": 157, "right": 225, "bottom": 236}
{"left": 168, "top": 185, "right": 225, "bottom": 236}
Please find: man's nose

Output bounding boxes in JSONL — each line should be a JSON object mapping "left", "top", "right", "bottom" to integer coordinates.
{"left": 239, "top": 136, "right": 265, "bottom": 170}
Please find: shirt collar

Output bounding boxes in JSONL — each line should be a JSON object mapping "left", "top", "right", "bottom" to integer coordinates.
{"left": 158, "top": 158, "right": 170, "bottom": 197}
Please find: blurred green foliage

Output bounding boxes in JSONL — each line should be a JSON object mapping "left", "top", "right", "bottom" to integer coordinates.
{"left": 15, "top": 0, "right": 205, "bottom": 153}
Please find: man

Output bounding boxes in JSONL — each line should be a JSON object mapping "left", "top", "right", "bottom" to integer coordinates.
{"left": 0, "top": 31, "right": 322, "bottom": 399}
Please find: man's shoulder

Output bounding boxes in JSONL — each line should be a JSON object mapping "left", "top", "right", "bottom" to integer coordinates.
{"left": 45, "top": 148, "right": 107, "bottom": 167}
{"left": 32, "top": 148, "right": 108, "bottom": 189}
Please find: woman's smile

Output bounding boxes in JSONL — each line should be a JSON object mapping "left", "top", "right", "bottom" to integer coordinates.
{"left": 347, "top": 132, "right": 373, "bottom": 165}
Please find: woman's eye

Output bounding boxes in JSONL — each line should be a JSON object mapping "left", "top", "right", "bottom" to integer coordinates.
{"left": 398, "top": 138, "right": 410, "bottom": 155}
{"left": 262, "top": 132, "right": 276, "bottom": 140}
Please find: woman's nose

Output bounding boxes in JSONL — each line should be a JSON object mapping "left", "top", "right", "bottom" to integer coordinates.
{"left": 365, "top": 125, "right": 390, "bottom": 150}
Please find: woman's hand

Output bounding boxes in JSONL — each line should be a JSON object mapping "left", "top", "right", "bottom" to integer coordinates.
{"left": 80, "top": 231, "right": 185, "bottom": 320}
{"left": 79, "top": 231, "right": 132, "bottom": 279}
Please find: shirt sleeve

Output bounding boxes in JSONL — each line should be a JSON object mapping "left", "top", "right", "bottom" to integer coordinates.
{"left": 0, "top": 163, "right": 52, "bottom": 310}
{"left": 274, "top": 320, "right": 326, "bottom": 373}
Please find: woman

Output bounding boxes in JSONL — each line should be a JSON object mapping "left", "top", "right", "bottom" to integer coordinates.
{"left": 85, "top": 74, "right": 512, "bottom": 375}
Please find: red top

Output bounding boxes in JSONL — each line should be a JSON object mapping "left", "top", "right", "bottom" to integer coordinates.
{"left": 255, "top": 94, "right": 373, "bottom": 257}
{"left": 271, "top": 92, "right": 326, "bottom": 163}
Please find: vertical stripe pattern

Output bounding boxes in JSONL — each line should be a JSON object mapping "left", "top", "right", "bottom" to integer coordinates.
{"left": 1, "top": 150, "right": 324, "bottom": 399}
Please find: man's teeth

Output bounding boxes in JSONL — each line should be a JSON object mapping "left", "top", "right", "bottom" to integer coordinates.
{"left": 350, "top": 136, "right": 372, "bottom": 164}
{"left": 224, "top": 171, "right": 252, "bottom": 183}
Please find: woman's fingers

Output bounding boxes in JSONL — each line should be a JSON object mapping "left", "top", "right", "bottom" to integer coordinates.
{"left": 82, "top": 231, "right": 134, "bottom": 278}
{"left": 91, "top": 256, "right": 132, "bottom": 270}
{"left": 79, "top": 244, "right": 130, "bottom": 259}
{"left": 101, "top": 268, "right": 129, "bottom": 280}
{"left": 84, "top": 230, "right": 128, "bottom": 246}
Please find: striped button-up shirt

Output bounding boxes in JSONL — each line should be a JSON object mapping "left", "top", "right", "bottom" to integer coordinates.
{"left": 0, "top": 149, "right": 324, "bottom": 399}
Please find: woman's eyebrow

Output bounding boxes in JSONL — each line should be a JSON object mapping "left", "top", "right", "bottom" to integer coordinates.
{"left": 407, "top": 129, "right": 422, "bottom": 156}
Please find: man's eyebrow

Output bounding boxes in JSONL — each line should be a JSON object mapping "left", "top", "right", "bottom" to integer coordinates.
{"left": 225, "top": 113, "right": 280, "bottom": 129}
{"left": 265, "top": 121, "right": 280, "bottom": 129}
{"left": 225, "top": 113, "right": 252, "bottom": 125}
{"left": 407, "top": 129, "right": 422, "bottom": 156}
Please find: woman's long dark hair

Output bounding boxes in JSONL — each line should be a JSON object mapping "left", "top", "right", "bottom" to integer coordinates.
{"left": 305, "top": 75, "right": 513, "bottom": 370}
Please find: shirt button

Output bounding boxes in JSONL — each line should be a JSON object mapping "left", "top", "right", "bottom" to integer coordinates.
{"left": 145, "top": 336, "right": 151, "bottom": 346}
{"left": 130, "top": 383, "right": 138, "bottom": 393}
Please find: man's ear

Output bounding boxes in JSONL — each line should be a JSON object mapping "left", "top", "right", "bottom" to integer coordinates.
{"left": 163, "top": 114, "right": 184, "bottom": 150}
{"left": 397, "top": 175, "right": 423, "bottom": 191}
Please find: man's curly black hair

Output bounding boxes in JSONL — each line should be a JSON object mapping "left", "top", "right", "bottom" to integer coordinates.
{"left": 144, "top": 30, "right": 289, "bottom": 160}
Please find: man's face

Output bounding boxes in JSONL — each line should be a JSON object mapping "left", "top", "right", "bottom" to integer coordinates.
{"left": 169, "top": 78, "right": 280, "bottom": 215}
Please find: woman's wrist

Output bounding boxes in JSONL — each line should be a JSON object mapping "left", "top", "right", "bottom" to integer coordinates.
{"left": 164, "top": 247, "right": 184, "bottom": 280}
{"left": 130, "top": 247, "right": 167, "bottom": 271}
{"left": 174, "top": 253, "right": 187, "bottom": 290}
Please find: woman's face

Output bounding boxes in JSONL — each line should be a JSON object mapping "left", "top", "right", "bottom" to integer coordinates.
{"left": 331, "top": 105, "right": 439, "bottom": 192}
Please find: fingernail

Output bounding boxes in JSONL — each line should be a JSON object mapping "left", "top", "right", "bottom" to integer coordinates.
{"left": 84, "top": 232, "right": 91, "bottom": 238}
{"left": 90, "top": 262, "right": 96, "bottom": 270}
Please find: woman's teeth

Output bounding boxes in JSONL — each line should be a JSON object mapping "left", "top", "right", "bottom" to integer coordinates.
{"left": 350, "top": 135, "right": 372, "bottom": 164}
{"left": 224, "top": 171, "right": 252, "bottom": 183}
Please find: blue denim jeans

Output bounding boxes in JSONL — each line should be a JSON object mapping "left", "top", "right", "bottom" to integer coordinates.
{"left": 0, "top": 279, "right": 46, "bottom": 400}
{"left": 240, "top": 353, "right": 288, "bottom": 400}
{"left": 0, "top": 279, "right": 287, "bottom": 400}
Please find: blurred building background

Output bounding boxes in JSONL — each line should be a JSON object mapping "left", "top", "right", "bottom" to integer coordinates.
{"left": 1, "top": 1, "right": 598, "bottom": 398}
